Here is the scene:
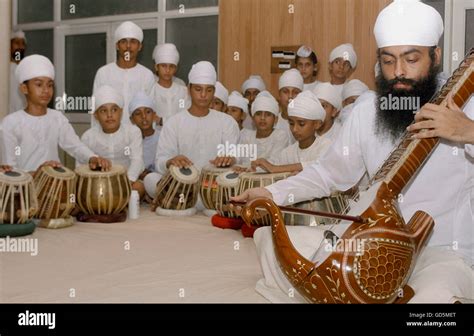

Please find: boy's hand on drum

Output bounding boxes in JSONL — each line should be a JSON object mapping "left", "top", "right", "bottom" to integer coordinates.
{"left": 40, "top": 161, "right": 62, "bottom": 168}
{"left": 0, "top": 165, "right": 12, "bottom": 172}
{"left": 210, "top": 156, "right": 235, "bottom": 167}
{"left": 230, "top": 187, "right": 273, "bottom": 203}
{"left": 89, "top": 156, "right": 112, "bottom": 171}
{"left": 233, "top": 165, "right": 249, "bottom": 173}
{"left": 250, "top": 159, "right": 274, "bottom": 173}
{"left": 167, "top": 155, "right": 193, "bottom": 169}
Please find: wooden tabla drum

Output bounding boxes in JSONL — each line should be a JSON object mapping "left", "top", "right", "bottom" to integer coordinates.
{"left": 199, "top": 165, "right": 231, "bottom": 217}
{"left": 210, "top": 171, "right": 244, "bottom": 230}
{"left": 34, "top": 166, "right": 76, "bottom": 228}
{"left": 285, "top": 193, "right": 349, "bottom": 226}
{"left": 75, "top": 165, "right": 131, "bottom": 215}
{"left": 0, "top": 169, "right": 37, "bottom": 237}
{"left": 238, "top": 172, "right": 292, "bottom": 236}
{"left": 154, "top": 165, "right": 199, "bottom": 217}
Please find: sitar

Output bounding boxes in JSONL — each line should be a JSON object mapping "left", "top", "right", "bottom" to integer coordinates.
{"left": 239, "top": 48, "right": 474, "bottom": 303}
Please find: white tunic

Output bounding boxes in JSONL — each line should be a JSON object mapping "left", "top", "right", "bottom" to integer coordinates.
{"left": 239, "top": 128, "right": 290, "bottom": 166}
{"left": 303, "top": 80, "right": 320, "bottom": 92}
{"left": 269, "top": 136, "right": 332, "bottom": 169}
{"left": 155, "top": 109, "right": 240, "bottom": 175}
{"left": 9, "top": 63, "right": 26, "bottom": 113}
{"left": 319, "top": 120, "right": 342, "bottom": 143}
{"left": 143, "top": 130, "right": 160, "bottom": 172}
{"left": 274, "top": 116, "right": 295, "bottom": 144}
{"left": 267, "top": 91, "right": 474, "bottom": 263}
{"left": 1, "top": 109, "right": 95, "bottom": 171}
{"left": 242, "top": 114, "right": 255, "bottom": 130}
{"left": 93, "top": 62, "right": 155, "bottom": 124}
{"left": 80, "top": 124, "right": 144, "bottom": 182}
{"left": 150, "top": 81, "right": 190, "bottom": 123}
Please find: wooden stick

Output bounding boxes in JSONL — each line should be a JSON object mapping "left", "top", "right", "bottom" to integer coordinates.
{"left": 229, "top": 201, "right": 367, "bottom": 224}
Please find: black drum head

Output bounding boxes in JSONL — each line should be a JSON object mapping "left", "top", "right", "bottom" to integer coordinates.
{"left": 4, "top": 171, "right": 21, "bottom": 177}
{"left": 180, "top": 168, "right": 192, "bottom": 176}
{"left": 53, "top": 167, "right": 66, "bottom": 173}
{"left": 226, "top": 172, "right": 239, "bottom": 179}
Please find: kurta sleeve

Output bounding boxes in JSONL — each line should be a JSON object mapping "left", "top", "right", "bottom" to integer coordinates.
{"left": 155, "top": 117, "right": 180, "bottom": 175}
{"left": 58, "top": 115, "right": 96, "bottom": 165}
{"left": 0, "top": 117, "right": 19, "bottom": 168}
{"left": 126, "top": 125, "right": 145, "bottom": 182}
{"left": 266, "top": 108, "right": 367, "bottom": 205}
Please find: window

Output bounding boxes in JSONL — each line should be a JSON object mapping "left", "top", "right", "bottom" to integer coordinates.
{"left": 24, "top": 29, "right": 54, "bottom": 62}
{"left": 18, "top": 0, "right": 54, "bottom": 23}
{"left": 166, "top": 0, "right": 219, "bottom": 11}
{"left": 465, "top": 9, "right": 474, "bottom": 54}
{"left": 61, "top": 0, "right": 158, "bottom": 20}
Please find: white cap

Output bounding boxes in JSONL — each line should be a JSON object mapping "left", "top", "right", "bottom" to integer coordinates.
{"left": 329, "top": 43, "right": 357, "bottom": 68}
{"left": 251, "top": 91, "right": 279, "bottom": 116}
{"left": 16, "top": 55, "right": 55, "bottom": 83}
{"left": 214, "top": 81, "right": 229, "bottom": 105}
{"left": 278, "top": 69, "right": 304, "bottom": 91}
{"left": 129, "top": 92, "right": 155, "bottom": 115}
{"left": 188, "top": 61, "right": 217, "bottom": 86}
{"left": 11, "top": 30, "right": 26, "bottom": 42}
{"left": 152, "top": 43, "right": 180, "bottom": 65}
{"left": 296, "top": 45, "right": 313, "bottom": 58}
{"left": 288, "top": 90, "right": 326, "bottom": 121}
{"left": 94, "top": 85, "right": 124, "bottom": 111}
{"left": 342, "top": 79, "right": 369, "bottom": 100}
{"left": 312, "top": 83, "right": 342, "bottom": 111}
{"left": 241, "top": 75, "right": 266, "bottom": 93}
{"left": 227, "top": 91, "right": 249, "bottom": 114}
{"left": 114, "top": 21, "right": 143, "bottom": 44}
{"left": 374, "top": 0, "right": 443, "bottom": 48}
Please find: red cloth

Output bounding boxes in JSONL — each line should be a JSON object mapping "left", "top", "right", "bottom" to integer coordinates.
{"left": 241, "top": 223, "right": 259, "bottom": 238}
{"left": 211, "top": 215, "right": 244, "bottom": 230}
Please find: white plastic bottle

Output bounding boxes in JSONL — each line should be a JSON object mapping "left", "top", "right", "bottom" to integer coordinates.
{"left": 129, "top": 190, "right": 140, "bottom": 220}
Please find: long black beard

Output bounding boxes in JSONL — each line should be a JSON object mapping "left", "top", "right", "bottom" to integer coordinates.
{"left": 375, "top": 64, "right": 440, "bottom": 143}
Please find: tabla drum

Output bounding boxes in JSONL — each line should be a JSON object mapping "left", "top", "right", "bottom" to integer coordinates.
{"left": 154, "top": 165, "right": 199, "bottom": 217}
{"left": 199, "top": 165, "right": 231, "bottom": 217}
{"left": 75, "top": 165, "right": 131, "bottom": 216}
{"left": 238, "top": 172, "right": 292, "bottom": 237}
{"left": 211, "top": 171, "right": 244, "bottom": 230}
{"left": 34, "top": 166, "right": 76, "bottom": 229}
{"left": 284, "top": 193, "right": 349, "bottom": 226}
{"left": 0, "top": 169, "right": 37, "bottom": 237}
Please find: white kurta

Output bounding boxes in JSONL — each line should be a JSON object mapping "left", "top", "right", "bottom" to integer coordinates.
{"left": 242, "top": 114, "right": 256, "bottom": 130}
{"left": 143, "top": 130, "right": 160, "bottom": 172}
{"left": 274, "top": 115, "right": 295, "bottom": 144}
{"left": 150, "top": 81, "right": 190, "bottom": 123}
{"left": 268, "top": 136, "right": 332, "bottom": 169}
{"left": 9, "top": 63, "right": 26, "bottom": 113}
{"left": 319, "top": 120, "right": 342, "bottom": 143}
{"left": 239, "top": 128, "right": 290, "bottom": 166}
{"left": 155, "top": 109, "right": 240, "bottom": 175}
{"left": 257, "top": 91, "right": 474, "bottom": 303}
{"left": 1, "top": 109, "right": 96, "bottom": 171}
{"left": 80, "top": 124, "right": 144, "bottom": 182}
{"left": 303, "top": 80, "right": 320, "bottom": 92}
{"left": 93, "top": 62, "right": 155, "bottom": 124}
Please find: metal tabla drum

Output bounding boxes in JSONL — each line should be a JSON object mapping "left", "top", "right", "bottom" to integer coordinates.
{"left": 34, "top": 166, "right": 76, "bottom": 228}
{"left": 238, "top": 172, "right": 292, "bottom": 236}
{"left": 0, "top": 169, "right": 37, "bottom": 223}
{"left": 199, "top": 165, "right": 232, "bottom": 217}
{"left": 75, "top": 164, "right": 131, "bottom": 215}
{"left": 154, "top": 165, "right": 199, "bottom": 216}
{"left": 285, "top": 193, "right": 349, "bottom": 226}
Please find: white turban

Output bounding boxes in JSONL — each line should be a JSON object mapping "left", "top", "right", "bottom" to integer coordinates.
{"left": 11, "top": 30, "right": 26, "bottom": 42}
{"left": 227, "top": 91, "right": 249, "bottom": 114}
{"left": 296, "top": 45, "right": 313, "bottom": 58}
{"left": 374, "top": 0, "right": 443, "bottom": 48}
{"left": 241, "top": 75, "right": 266, "bottom": 93}
{"left": 152, "top": 43, "right": 179, "bottom": 65}
{"left": 329, "top": 43, "right": 357, "bottom": 68}
{"left": 214, "top": 81, "right": 229, "bottom": 104}
{"left": 114, "top": 21, "right": 143, "bottom": 44}
{"left": 279, "top": 69, "right": 304, "bottom": 91}
{"left": 342, "top": 79, "right": 369, "bottom": 100}
{"left": 288, "top": 90, "right": 326, "bottom": 121}
{"left": 16, "top": 55, "right": 55, "bottom": 83}
{"left": 188, "top": 61, "right": 217, "bottom": 86}
{"left": 94, "top": 85, "right": 124, "bottom": 111}
{"left": 313, "top": 83, "right": 342, "bottom": 111}
{"left": 251, "top": 91, "right": 279, "bottom": 116}
{"left": 129, "top": 91, "right": 155, "bottom": 115}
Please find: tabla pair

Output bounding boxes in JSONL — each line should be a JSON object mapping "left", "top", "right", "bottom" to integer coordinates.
{"left": 0, "top": 164, "right": 131, "bottom": 236}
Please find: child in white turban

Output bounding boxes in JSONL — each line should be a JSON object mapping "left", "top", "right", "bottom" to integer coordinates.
{"left": 210, "top": 81, "right": 229, "bottom": 112}
{"left": 238, "top": 91, "right": 290, "bottom": 167}
{"left": 313, "top": 82, "right": 343, "bottom": 141}
{"left": 296, "top": 45, "right": 320, "bottom": 92}
{"left": 241, "top": 75, "right": 266, "bottom": 130}
{"left": 1, "top": 55, "right": 110, "bottom": 174}
{"left": 338, "top": 79, "right": 370, "bottom": 124}
{"left": 150, "top": 43, "right": 190, "bottom": 124}
{"left": 80, "top": 85, "right": 145, "bottom": 197}
{"left": 328, "top": 43, "right": 357, "bottom": 95}
{"left": 251, "top": 91, "right": 331, "bottom": 174}
{"left": 226, "top": 91, "right": 249, "bottom": 130}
